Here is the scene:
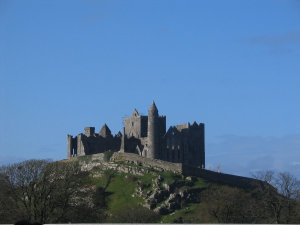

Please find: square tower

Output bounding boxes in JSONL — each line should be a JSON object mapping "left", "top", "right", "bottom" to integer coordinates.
{"left": 84, "top": 127, "right": 95, "bottom": 137}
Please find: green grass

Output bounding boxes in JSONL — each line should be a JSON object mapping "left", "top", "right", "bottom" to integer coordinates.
{"left": 160, "top": 203, "right": 199, "bottom": 223}
{"left": 191, "top": 177, "right": 209, "bottom": 189}
{"left": 92, "top": 171, "right": 143, "bottom": 214}
{"left": 82, "top": 159, "right": 211, "bottom": 222}
{"left": 107, "top": 174, "right": 142, "bottom": 212}
{"left": 77, "top": 154, "right": 93, "bottom": 163}
{"left": 158, "top": 170, "right": 182, "bottom": 185}
{"left": 138, "top": 172, "right": 155, "bottom": 192}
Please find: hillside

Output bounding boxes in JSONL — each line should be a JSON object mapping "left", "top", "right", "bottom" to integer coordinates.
{"left": 60, "top": 152, "right": 300, "bottom": 223}
{"left": 1, "top": 153, "right": 299, "bottom": 223}
{"left": 67, "top": 152, "right": 210, "bottom": 223}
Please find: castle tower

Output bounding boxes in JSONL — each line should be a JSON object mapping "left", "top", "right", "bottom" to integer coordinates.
{"left": 84, "top": 127, "right": 95, "bottom": 137}
{"left": 147, "top": 101, "right": 159, "bottom": 159}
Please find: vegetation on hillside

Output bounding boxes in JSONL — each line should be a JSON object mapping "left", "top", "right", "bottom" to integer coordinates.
{"left": 0, "top": 158, "right": 299, "bottom": 224}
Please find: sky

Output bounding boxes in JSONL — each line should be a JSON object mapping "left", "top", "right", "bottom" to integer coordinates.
{"left": 0, "top": 0, "right": 300, "bottom": 179}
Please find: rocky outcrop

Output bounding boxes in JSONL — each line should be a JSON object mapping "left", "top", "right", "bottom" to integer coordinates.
{"left": 78, "top": 153, "right": 154, "bottom": 176}
{"left": 75, "top": 152, "right": 265, "bottom": 192}
{"left": 111, "top": 152, "right": 182, "bottom": 173}
{"left": 72, "top": 152, "right": 266, "bottom": 216}
{"left": 130, "top": 173, "right": 200, "bottom": 215}
{"left": 77, "top": 152, "right": 182, "bottom": 176}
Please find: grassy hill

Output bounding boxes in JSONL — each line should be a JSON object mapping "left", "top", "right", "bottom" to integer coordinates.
{"left": 72, "top": 153, "right": 212, "bottom": 222}
{"left": 1, "top": 153, "right": 299, "bottom": 223}
{"left": 64, "top": 152, "right": 300, "bottom": 223}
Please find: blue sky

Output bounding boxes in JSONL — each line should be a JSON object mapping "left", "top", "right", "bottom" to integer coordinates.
{"left": 1, "top": 0, "right": 300, "bottom": 178}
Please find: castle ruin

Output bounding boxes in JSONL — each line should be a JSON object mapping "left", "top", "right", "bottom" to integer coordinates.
{"left": 67, "top": 102, "right": 205, "bottom": 168}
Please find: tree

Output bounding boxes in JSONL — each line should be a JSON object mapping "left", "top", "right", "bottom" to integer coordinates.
{"left": 0, "top": 159, "right": 105, "bottom": 223}
{"left": 275, "top": 172, "right": 300, "bottom": 223}
{"left": 201, "top": 184, "right": 258, "bottom": 223}
{"left": 0, "top": 159, "right": 51, "bottom": 223}
{"left": 0, "top": 173, "right": 24, "bottom": 223}
{"left": 251, "top": 170, "right": 275, "bottom": 184}
{"left": 251, "top": 170, "right": 300, "bottom": 223}
{"left": 31, "top": 160, "right": 90, "bottom": 223}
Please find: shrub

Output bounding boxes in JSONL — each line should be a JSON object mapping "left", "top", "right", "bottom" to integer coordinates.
{"left": 103, "top": 150, "right": 114, "bottom": 162}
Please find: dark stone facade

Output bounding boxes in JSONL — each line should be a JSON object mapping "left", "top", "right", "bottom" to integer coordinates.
{"left": 67, "top": 102, "right": 205, "bottom": 168}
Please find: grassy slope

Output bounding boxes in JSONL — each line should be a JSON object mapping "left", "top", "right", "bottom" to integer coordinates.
{"left": 74, "top": 155, "right": 213, "bottom": 222}
{"left": 87, "top": 165, "right": 209, "bottom": 223}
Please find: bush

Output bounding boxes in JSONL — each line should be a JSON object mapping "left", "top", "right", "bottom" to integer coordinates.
{"left": 103, "top": 150, "right": 114, "bottom": 162}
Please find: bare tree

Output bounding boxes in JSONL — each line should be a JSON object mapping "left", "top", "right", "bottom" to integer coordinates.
{"left": 0, "top": 159, "right": 100, "bottom": 223}
{"left": 275, "top": 172, "right": 300, "bottom": 200}
{"left": 32, "top": 160, "right": 88, "bottom": 223}
{"left": 251, "top": 170, "right": 300, "bottom": 223}
{"left": 275, "top": 172, "right": 300, "bottom": 223}
{"left": 0, "top": 159, "right": 51, "bottom": 222}
{"left": 0, "top": 173, "right": 24, "bottom": 223}
{"left": 251, "top": 170, "right": 275, "bottom": 184}
{"left": 201, "top": 184, "right": 258, "bottom": 223}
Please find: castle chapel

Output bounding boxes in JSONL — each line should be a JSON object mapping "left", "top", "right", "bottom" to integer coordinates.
{"left": 67, "top": 102, "right": 205, "bottom": 168}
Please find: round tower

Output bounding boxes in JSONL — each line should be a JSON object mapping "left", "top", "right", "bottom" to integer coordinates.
{"left": 147, "top": 101, "right": 159, "bottom": 159}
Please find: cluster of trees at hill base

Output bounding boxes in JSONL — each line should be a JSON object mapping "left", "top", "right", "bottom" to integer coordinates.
{"left": 0, "top": 159, "right": 158, "bottom": 224}
{"left": 0, "top": 159, "right": 299, "bottom": 224}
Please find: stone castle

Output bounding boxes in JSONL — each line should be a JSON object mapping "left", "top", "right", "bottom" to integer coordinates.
{"left": 67, "top": 102, "right": 205, "bottom": 168}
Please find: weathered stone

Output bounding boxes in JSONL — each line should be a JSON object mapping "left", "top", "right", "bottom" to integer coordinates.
{"left": 163, "top": 183, "right": 170, "bottom": 191}
{"left": 154, "top": 205, "right": 169, "bottom": 215}
{"left": 167, "top": 201, "right": 178, "bottom": 210}
{"left": 67, "top": 102, "right": 205, "bottom": 170}
{"left": 145, "top": 198, "right": 157, "bottom": 209}
{"left": 185, "top": 176, "right": 192, "bottom": 181}
{"left": 167, "top": 193, "right": 181, "bottom": 203}
{"left": 143, "top": 203, "right": 151, "bottom": 209}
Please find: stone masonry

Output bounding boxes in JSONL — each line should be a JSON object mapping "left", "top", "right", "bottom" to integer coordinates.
{"left": 67, "top": 101, "right": 205, "bottom": 168}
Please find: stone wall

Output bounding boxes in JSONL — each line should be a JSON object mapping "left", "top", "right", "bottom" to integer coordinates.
{"left": 111, "top": 152, "right": 182, "bottom": 174}
{"left": 110, "top": 153, "right": 265, "bottom": 190}
{"left": 78, "top": 153, "right": 153, "bottom": 176}
{"left": 182, "top": 165, "right": 266, "bottom": 189}
{"left": 73, "top": 152, "right": 265, "bottom": 190}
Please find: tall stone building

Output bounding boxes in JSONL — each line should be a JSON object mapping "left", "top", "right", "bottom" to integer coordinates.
{"left": 67, "top": 101, "right": 205, "bottom": 168}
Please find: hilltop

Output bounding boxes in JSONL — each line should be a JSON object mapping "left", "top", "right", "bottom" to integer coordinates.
{"left": 1, "top": 152, "right": 299, "bottom": 223}
{"left": 62, "top": 151, "right": 291, "bottom": 223}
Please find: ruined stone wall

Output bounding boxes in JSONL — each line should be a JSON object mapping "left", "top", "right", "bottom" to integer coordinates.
{"left": 111, "top": 152, "right": 183, "bottom": 174}
{"left": 75, "top": 152, "right": 265, "bottom": 190}
{"left": 124, "top": 112, "right": 149, "bottom": 139}
{"left": 84, "top": 127, "right": 95, "bottom": 137}
{"left": 185, "top": 123, "right": 204, "bottom": 168}
{"left": 67, "top": 135, "right": 73, "bottom": 158}
{"left": 67, "top": 103, "right": 205, "bottom": 168}
{"left": 140, "top": 116, "right": 148, "bottom": 137}
{"left": 123, "top": 137, "right": 141, "bottom": 154}
{"left": 164, "top": 129, "right": 182, "bottom": 163}
{"left": 67, "top": 134, "right": 121, "bottom": 158}
{"left": 158, "top": 116, "right": 166, "bottom": 137}
{"left": 199, "top": 123, "right": 205, "bottom": 168}
{"left": 77, "top": 134, "right": 85, "bottom": 156}
{"left": 176, "top": 123, "right": 189, "bottom": 131}
{"left": 182, "top": 165, "right": 265, "bottom": 189}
